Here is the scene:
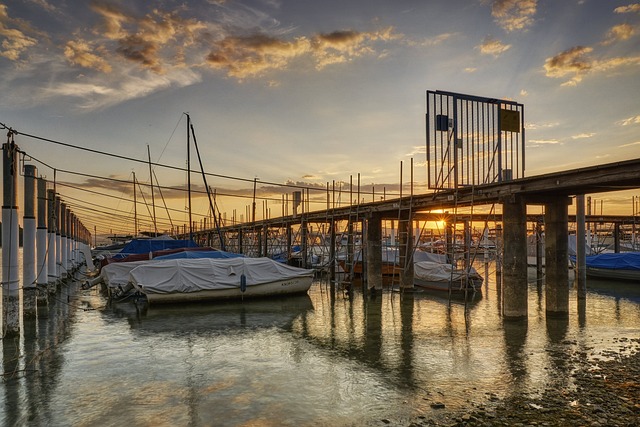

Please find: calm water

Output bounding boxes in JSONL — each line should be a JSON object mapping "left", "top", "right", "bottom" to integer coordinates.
{"left": 1, "top": 261, "right": 639, "bottom": 426}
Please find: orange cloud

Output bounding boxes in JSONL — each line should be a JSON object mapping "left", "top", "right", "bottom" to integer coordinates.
{"left": 614, "top": 4, "right": 640, "bottom": 13}
{"left": 603, "top": 23, "right": 636, "bottom": 45}
{"left": 64, "top": 39, "right": 112, "bottom": 72}
{"left": 0, "top": 4, "right": 38, "bottom": 61}
{"left": 205, "top": 27, "right": 398, "bottom": 79}
{"left": 544, "top": 45, "right": 640, "bottom": 86}
{"left": 90, "top": 2, "right": 206, "bottom": 73}
{"left": 491, "top": 0, "right": 537, "bottom": 32}
{"left": 477, "top": 36, "right": 511, "bottom": 56}
{"left": 543, "top": 46, "right": 593, "bottom": 85}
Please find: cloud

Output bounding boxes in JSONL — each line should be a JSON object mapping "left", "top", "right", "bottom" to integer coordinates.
{"left": 477, "top": 36, "right": 511, "bottom": 56}
{"left": 205, "top": 27, "right": 398, "bottom": 79}
{"left": 90, "top": 2, "right": 207, "bottom": 73}
{"left": 614, "top": 4, "right": 640, "bottom": 13}
{"left": 491, "top": 0, "right": 538, "bottom": 32}
{"left": 603, "top": 23, "right": 636, "bottom": 45}
{"left": 0, "top": 4, "right": 39, "bottom": 61}
{"left": 543, "top": 46, "right": 593, "bottom": 85}
{"left": 619, "top": 141, "right": 640, "bottom": 147}
{"left": 45, "top": 66, "right": 202, "bottom": 110}
{"left": 206, "top": 33, "right": 311, "bottom": 78}
{"left": 529, "top": 139, "right": 560, "bottom": 144}
{"left": 64, "top": 39, "right": 112, "bottom": 72}
{"left": 571, "top": 133, "right": 595, "bottom": 139}
{"left": 526, "top": 122, "right": 559, "bottom": 130}
{"left": 617, "top": 115, "right": 640, "bottom": 126}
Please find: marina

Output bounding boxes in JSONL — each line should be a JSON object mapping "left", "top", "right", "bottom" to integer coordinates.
{"left": 1, "top": 90, "right": 639, "bottom": 425}
{"left": 1, "top": 262, "right": 639, "bottom": 426}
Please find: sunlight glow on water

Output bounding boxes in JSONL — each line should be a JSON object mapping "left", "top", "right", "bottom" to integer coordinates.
{"left": 1, "top": 261, "right": 639, "bottom": 426}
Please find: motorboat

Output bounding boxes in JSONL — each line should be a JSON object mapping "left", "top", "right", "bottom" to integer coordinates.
{"left": 414, "top": 261, "right": 483, "bottom": 294}
{"left": 129, "top": 257, "right": 314, "bottom": 304}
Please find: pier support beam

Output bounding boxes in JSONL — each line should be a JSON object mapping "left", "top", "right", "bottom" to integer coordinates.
{"left": 366, "top": 213, "right": 383, "bottom": 292}
{"left": 575, "top": 195, "right": 587, "bottom": 299}
{"left": 501, "top": 195, "right": 528, "bottom": 319}
{"left": 545, "top": 196, "right": 571, "bottom": 317}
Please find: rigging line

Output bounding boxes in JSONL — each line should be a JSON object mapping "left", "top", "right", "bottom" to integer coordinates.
{"left": 152, "top": 168, "right": 175, "bottom": 229}
{"left": 58, "top": 182, "right": 221, "bottom": 221}
{"left": 11, "top": 130, "right": 336, "bottom": 193}
{"left": 63, "top": 201, "right": 172, "bottom": 229}
{"left": 25, "top": 149, "right": 287, "bottom": 203}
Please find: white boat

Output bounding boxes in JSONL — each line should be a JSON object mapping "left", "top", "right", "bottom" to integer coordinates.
{"left": 414, "top": 261, "right": 483, "bottom": 294}
{"left": 129, "top": 257, "right": 314, "bottom": 304}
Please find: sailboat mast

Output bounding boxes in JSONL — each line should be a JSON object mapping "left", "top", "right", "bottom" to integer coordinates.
{"left": 133, "top": 171, "right": 137, "bottom": 236}
{"left": 147, "top": 145, "right": 157, "bottom": 235}
{"left": 186, "top": 113, "right": 193, "bottom": 241}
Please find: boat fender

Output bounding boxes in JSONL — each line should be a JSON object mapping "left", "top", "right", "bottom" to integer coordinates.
{"left": 240, "top": 274, "right": 247, "bottom": 293}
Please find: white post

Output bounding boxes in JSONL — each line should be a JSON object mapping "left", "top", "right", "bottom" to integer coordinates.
{"left": 47, "top": 189, "right": 57, "bottom": 292}
{"left": 36, "top": 177, "right": 48, "bottom": 306}
{"left": 23, "top": 164, "right": 38, "bottom": 317}
{"left": 2, "top": 141, "right": 20, "bottom": 337}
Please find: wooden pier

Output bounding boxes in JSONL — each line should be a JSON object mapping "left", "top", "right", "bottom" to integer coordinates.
{"left": 186, "top": 157, "right": 640, "bottom": 321}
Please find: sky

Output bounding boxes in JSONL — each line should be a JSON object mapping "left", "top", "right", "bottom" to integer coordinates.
{"left": 0, "top": 0, "right": 639, "bottom": 238}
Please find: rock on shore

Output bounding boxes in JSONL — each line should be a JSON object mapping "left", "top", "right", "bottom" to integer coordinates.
{"left": 393, "top": 337, "right": 640, "bottom": 427}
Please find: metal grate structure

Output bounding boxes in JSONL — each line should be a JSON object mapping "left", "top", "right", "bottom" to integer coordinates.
{"left": 426, "top": 90, "right": 525, "bottom": 190}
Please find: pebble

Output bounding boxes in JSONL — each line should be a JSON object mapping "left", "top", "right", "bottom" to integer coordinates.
{"left": 397, "top": 337, "right": 640, "bottom": 426}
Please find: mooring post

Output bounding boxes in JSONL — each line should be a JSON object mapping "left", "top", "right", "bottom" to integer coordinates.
{"left": 576, "top": 195, "right": 587, "bottom": 299}
{"left": 366, "top": 213, "right": 383, "bottom": 292}
{"left": 23, "top": 164, "right": 38, "bottom": 317}
{"left": 2, "top": 140, "right": 20, "bottom": 337}
{"left": 60, "top": 202, "right": 68, "bottom": 279}
{"left": 329, "top": 217, "right": 336, "bottom": 293}
{"left": 545, "top": 196, "right": 571, "bottom": 317}
{"left": 55, "top": 196, "right": 62, "bottom": 284}
{"left": 47, "top": 189, "right": 57, "bottom": 293}
{"left": 501, "top": 195, "right": 528, "bottom": 319}
{"left": 36, "top": 177, "right": 48, "bottom": 306}
{"left": 535, "top": 218, "right": 544, "bottom": 283}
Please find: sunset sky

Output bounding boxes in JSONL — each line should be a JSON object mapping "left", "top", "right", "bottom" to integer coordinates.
{"left": 0, "top": 0, "right": 639, "bottom": 237}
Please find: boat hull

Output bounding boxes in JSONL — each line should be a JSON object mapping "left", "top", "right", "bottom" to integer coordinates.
{"left": 586, "top": 267, "right": 640, "bottom": 282}
{"left": 414, "top": 277, "right": 482, "bottom": 294}
{"left": 142, "top": 276, "right": 313, "bottom": 304}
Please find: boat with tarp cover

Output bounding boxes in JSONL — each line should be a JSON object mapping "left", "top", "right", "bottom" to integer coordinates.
{"left": 129, "top": 257, "right": 314, "bottom": 304}
{"left": 579, "top": 252, "right": 640, "bottom": 282}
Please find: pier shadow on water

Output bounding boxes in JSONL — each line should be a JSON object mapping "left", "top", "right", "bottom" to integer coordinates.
{"left": 1, "top": 263, "right": 640, "bottom": 426}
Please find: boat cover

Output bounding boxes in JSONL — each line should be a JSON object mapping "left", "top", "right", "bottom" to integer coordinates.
{"left": 117, "top": 238, "right": 198, "bottom": 257}
{"left": 129, "top": 257, "right": 314, "bottom": 294}
{"left": 414, "top": 261, "right": 480, "bottom": 282}
{"left": 101, "top": 260, "right": 149, "bottom": 286}
{"left": 584, "top": 252, "right": 640, "bottom": 270}
{"left": 153, "top": 250, "right": 244, "bottom": 260}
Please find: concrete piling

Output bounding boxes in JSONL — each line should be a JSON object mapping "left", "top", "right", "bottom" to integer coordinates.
{"left": 2, "top": 141, "right": 20, "bottom": 337}
{"left": 36, "top": 177, "right": 49, "bottom": 307}
{"left": 23, "top": 164, "right": 38, "bottom": 317}
{"left": 501, "top": 195, "right": 528, "bottom": 319}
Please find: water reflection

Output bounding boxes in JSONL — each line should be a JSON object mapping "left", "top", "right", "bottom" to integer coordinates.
{"left": 1, "top": 266, "right": 640, "bottom": 426}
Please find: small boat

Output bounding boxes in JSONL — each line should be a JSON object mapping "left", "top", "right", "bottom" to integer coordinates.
{"left": 582, "top": 252, "right": 640, "bottom": 282}
{"left": 414, "top": 261, "right": 483, "bottom": 294}
{"left": 129, "top": 257, "right": 314, "bottom": 304}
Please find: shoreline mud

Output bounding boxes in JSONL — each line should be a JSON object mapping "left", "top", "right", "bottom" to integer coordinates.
{"left": 382, "top": 337, "right": 640, "bottom": 427}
